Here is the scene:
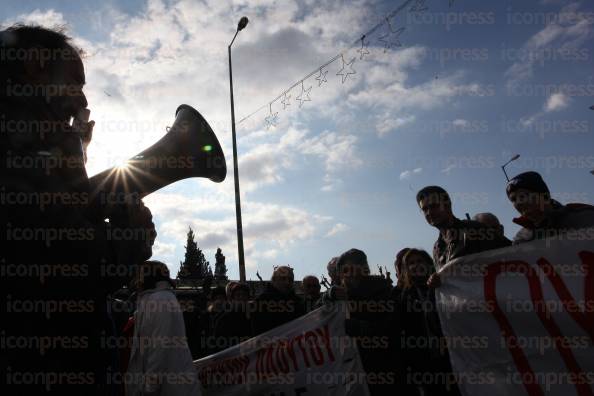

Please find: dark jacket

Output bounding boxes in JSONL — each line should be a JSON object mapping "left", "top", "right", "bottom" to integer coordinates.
{"left": 325, "top": 277, "right": 412, "bottom": 396}
{"left": 513, "top": 202, "right": 594, "bottom": 244}
{"left": 398, "top": 285, "right": 444, "bottom": 365}
{"left": 212, "top": 302, "right": 253, "bottom": 353}
{"left": 433, "top": 218, "right": 510, "bottom": 270}
{"left": 251, "top": 284, "right": 305, "bottom": 335}
{"left": 398, "top": 284, "right": 460, "bottom": 396}
{"left": 1, "top": 106, "right": 152, "bottom": 395}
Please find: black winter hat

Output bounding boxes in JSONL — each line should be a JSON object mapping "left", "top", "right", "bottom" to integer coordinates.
{"left": 506, "top": 171, "right": 550, "bottom": 197}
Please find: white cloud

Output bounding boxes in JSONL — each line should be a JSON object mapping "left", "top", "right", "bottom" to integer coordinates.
{"left": 250, "top": 249, "right": 279, "bottom": 263}
{"left": 144, "top": 191, "right": 331, "bottom": 272}
{"left": 2, "top": 9, "right": 66, "bottom": 27}
{"left": 152, "top": 241, "right": 176, "bottom": 259}
{"left": 348, "top": 51, "right": 486, "bottom": 115}
{"left": 452, "top": 119, "right": 470, "bottom": 127}
{"left": 505, "top": 3, "right": 593, "bottom": 86}
{"left": 325, "top": 223, "right": 349, "bottom": 237}
{"left": 300, "top": 130, "right": 361, "bottom": 173}
{"left": 441, "top": 164, "right": 456, "bottom": 175}
{"left": 376, "top": 115, "right": 415, "bottom": 137}
{"left": 399, "top": 167, "right": 423, "bottom": 180}
{"left": 239, "top": 144, "right": 290, "bottom": 192}
{"left": 520, "top": 92, "right": 572, "bottom": 126}
{"left": 320, "top": 175, "right": 343, "bottom": 192}
{"left": 151, "top": 240, "right": 179, "bottom": 274}
{"left": 544, "top": 92, "right": 570, "bottom": 112}
{"left": 520, "top": 116, "right": 536, "bottom": 127}
{"left": 238, "top": 125, "right": 360, "bottom": 192}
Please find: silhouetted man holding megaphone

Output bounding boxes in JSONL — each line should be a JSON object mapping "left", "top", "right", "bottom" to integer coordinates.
{"left": 1, "top": 25, "right": 156, "bottom": 395}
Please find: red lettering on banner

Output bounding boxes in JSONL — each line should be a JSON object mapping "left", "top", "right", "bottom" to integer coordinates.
{"left": 305, "top": 331, "right": 324, "bottom": 365}
{"left": 292, "top": 334, "right": 311, "bottom": 368}
{"left": 484, "top": 260, "right": 543, "bottom": 396}
{"left": 254, "top": 324, "right": 335, "bottom": 377}
{"left": 315, "top": 325, "right": 336, "bottom": 362}
{"left": 275, "top": 340, "right": 290, "bottom": 373}
{"left": 537, "top": 252, "right": 594, "bottom": 341}
{"left": 266, "top": 344, "right": 278, "bottom": 375}
{"left": 484, "top": 251, "right": 594, "bottom": 396}
{"left": 285, "top": 337, "right": 299, "bottom": 369}
{"left": 197, "top": 355, "right": 250, "bottom": 388}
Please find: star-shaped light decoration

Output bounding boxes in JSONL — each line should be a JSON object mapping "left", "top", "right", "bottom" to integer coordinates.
{"left": 264, "top": 103, "right": 278, "bottom": 129}
{"left": 281, "top": 92, "right": 291, "bottom": 110}
{"left": 357, "top": 35, "right": 370, "bottom": 60}
{"left": 315, "top": 68, "right": 328, "bottom": 86}
{"left": 295, "top": 80, "right": 312, "bottom": 107}
{"left": 410, "top": 0, "right": 428, "bottom": 13}
{"left": 336, "top": 54, "right": 356, "bottom": 84}
{"left": 378, "top": 26, "right": 405, "bottom": 53}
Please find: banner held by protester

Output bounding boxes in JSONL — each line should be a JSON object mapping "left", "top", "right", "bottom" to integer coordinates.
{"left": 194, "top": 302, "right": 370, "bottom": 396}
{"left": 436, "top": 232, "right": 594, "bottom": 396}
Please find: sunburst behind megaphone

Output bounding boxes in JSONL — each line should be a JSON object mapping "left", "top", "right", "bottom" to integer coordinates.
{"left": 89, "top": 104, "right": 226, "bottom": 200}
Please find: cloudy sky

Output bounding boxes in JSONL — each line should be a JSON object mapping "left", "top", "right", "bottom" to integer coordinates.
{"left": 3, "top": 0, "right": 594, "bottom": 280}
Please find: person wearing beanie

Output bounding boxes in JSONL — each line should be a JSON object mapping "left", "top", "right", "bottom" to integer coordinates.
{"left": 506, "top": 171, "right": 594, "bottom": 244}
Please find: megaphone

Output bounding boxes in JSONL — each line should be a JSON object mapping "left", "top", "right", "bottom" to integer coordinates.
{"left": 89, "top": 104, "right": 226, "bottom": 201}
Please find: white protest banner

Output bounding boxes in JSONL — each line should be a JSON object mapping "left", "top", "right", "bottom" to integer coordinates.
{"left": 194, "top": 303, "right": 370, "bottom": 396}
{"left": 436, "top": 232, "right": 594, "bottom": 396}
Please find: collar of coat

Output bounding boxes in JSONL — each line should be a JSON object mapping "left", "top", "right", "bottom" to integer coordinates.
{"left": 512, "top": 201, "right": 593, "bottom": 229}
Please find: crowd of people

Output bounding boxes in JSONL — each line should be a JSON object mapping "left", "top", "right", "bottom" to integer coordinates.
{"left": 106, "top": 170, "right": 594, "bottom": 396}
{"left": 2, "top": 24, "right": 594, "bottom": 396}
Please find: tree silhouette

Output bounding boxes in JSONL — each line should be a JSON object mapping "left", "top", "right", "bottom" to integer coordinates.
{"left": 177, "top": 227, "right": 210, "bottom": 280}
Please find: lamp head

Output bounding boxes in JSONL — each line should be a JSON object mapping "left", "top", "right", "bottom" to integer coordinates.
{"left": 238, "top": 16, "right": 249, "bottom": 31}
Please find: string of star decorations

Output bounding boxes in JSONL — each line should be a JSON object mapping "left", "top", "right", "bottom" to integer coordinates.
{"left": 237, "top": 0, "right": 457, "bottom": 130}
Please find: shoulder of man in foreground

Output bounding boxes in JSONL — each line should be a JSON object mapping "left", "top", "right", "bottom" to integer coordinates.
{"left": 513, "top": 203, "right": 594, "bottom": 245}
{"left": 558, "top": 203, "right": 594, "bottom": 228}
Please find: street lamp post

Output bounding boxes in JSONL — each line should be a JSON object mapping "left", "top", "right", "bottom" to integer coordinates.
{"left": 502, "top": 154, "right": 520, "bottom": 182}
{"left": 229, "top": 16, "right": 249, "bottom": 282}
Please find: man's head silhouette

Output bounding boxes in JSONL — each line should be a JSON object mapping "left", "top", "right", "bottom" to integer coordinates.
{"left": 1, "top": 25, "right": 90, "bottom": 154}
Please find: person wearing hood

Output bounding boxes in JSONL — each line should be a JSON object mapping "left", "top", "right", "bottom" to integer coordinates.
{"left": 506, "top": 171, "right": 594, "bottom": 244}
{"left": 126, "top": 261, "right": 201, "bottom": 396}
{"left": 252, "top": 266, "right": 306, "bottom": 335}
